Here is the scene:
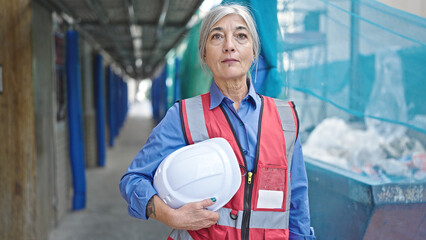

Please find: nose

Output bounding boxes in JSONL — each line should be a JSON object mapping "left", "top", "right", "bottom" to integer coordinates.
{"left": 223, "top": 37, "right": 235, "bottom": 53}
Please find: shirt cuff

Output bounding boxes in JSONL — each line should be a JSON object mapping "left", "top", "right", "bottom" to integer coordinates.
{"left": 289, "top": 227, "right": 316, "bottom": 240}
{"left": 128, "top": 183, "right": 158, "bottom": 220}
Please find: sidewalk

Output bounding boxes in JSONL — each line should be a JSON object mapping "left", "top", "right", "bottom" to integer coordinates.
{"left": 49, "top": 101, "right": 172, "bottom": 240}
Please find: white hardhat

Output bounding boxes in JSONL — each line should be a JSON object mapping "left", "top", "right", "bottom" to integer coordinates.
{"left": 153, "top": 137, "right": 241, "bottom": 211}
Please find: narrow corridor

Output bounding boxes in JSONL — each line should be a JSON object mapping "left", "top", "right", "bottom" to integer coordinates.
{"left": 49, "top": 101, "right": 171, "bottom": 240}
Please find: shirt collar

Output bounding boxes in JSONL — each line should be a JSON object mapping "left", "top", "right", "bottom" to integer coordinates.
{"left": 209, "top": 78, "right": 260, "bottom": 110}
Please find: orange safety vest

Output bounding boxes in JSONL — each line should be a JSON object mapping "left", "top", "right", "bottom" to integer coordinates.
{"left": 169, "top": 93, "right": 299, "bottom": 240}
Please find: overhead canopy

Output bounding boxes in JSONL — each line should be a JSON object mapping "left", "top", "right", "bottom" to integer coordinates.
{"left": 37, "top": 0, "right": 204, "bottom": 79}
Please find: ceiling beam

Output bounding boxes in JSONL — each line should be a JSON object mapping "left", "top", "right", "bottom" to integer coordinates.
{"left": 125, "top": 0, "right": 142, "bottom": 76}
{"left": 84, "top": 0, "right": 130, "bottom": 66}
{"left": 181, "top": 0, "right": 204, "bottom": 26}
{"left": 142, "top": 0, "right": 204, "bottom": 79}
{"left": 86, "top": 0, "right": 109, "bottom": 24}
{"left": 148, "top": 0, "right": 171, "bottom": 71}
{"left": 157, "top": 0, "right": 170, "bottom": 38}
{"left": 80, "top": 21, "right": 183, "bottom": 29}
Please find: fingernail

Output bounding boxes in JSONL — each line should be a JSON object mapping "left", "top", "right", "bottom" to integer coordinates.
{"left": 211, "top": 197, "right": 216, "bottom": 202}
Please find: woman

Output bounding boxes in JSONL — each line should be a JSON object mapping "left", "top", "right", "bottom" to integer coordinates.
{"left": 120, "top": 4, "right": 315, "bottom": 240}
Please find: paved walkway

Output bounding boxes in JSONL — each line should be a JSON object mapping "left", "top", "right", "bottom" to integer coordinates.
{"left": 49, "top": 101, "right": 172, "bottom": 240}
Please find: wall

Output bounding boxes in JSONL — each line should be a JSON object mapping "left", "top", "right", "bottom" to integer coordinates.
{"left": 0, "top": 0, "right": 37, "bottom": 239}
{"left": 54, "top": 119, "right": 72, "bottom": 223}
{"left": 32, "top": 2, "right": 56, "bottom": 240}
{"left": 80, "top": 39, "right": 97, "bottom": 168}
{"left": 52, "top": 18, "right": 73, "bottom": 226}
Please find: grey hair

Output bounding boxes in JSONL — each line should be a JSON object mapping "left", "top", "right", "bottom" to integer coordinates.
{"left": 198, "top": 4, "right": 260, "bottom": 72}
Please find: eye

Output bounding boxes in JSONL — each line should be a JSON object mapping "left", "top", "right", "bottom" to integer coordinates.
{"left": 236, "top": 33, "right": 247, "bottom": 40}
{"left": 211, "top": 33, "right": 222, "bottom": 40}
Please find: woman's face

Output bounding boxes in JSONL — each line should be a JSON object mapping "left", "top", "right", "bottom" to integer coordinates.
{"left": 204, "top": 14, "right": 254, "bottom": 82}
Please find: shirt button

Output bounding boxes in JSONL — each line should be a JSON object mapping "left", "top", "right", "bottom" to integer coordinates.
{"left": 243, "top": 150, "right": 248, "bottom": 155}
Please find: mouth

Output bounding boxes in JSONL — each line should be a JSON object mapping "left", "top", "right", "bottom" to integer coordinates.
{"left": 221, "top": 58, "right": 239, "bottom": 63}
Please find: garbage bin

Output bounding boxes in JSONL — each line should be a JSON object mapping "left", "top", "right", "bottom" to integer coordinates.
{"left": 306, "top": 158, "right": 425, "bottom": 240}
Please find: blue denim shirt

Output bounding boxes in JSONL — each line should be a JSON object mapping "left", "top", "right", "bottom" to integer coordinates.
{"left": 120, "top": 80, "right": 315, "bottom": 239}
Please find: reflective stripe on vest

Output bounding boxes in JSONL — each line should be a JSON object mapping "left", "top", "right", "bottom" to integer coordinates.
{"left": 217, "top": 208, "right": 290, "bottom": 229}
{"left": 181, "top": 95, "right": 208, "bottom": 144}
{"left": 273, "top": 99, "right": 298, "bottom": 211}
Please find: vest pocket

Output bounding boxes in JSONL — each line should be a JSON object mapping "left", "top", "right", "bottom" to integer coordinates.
{"left": 253, "top": 164, "right": 287, "bottom": 211}
{"left": 264, "top": 228, "right": 289, "bottom": 240}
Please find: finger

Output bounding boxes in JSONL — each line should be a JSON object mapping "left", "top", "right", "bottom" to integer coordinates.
{"left": 200, "top": 197, "right": 216, "bottom": 208}
{"left": 212, "top": 211, "right": 219, "bottom": 221}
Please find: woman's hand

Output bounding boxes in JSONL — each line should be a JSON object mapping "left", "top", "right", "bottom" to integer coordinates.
{"left": 171, "top": 198, "right": 219, "bottom": 230}
{"left": 148, "top": 195, "right": 219, "bottom": 231}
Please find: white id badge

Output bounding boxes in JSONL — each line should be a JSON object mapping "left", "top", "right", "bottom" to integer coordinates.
{"left": 257, "top": 190, "right": 284, "bottom": 209}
